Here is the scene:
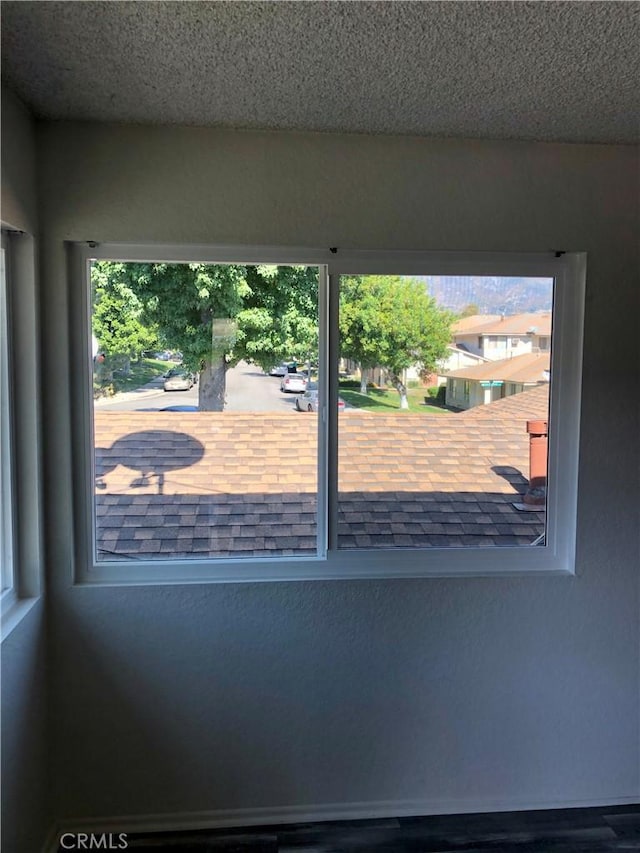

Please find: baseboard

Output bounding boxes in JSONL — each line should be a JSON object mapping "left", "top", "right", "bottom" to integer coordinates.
{"left": 42, "top": 822, "right": 63, "bottom": 853}
{"left": 45, "top": 793, "right": 639, "bottom": 849}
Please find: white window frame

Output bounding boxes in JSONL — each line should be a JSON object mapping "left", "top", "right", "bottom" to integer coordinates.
{"left": 69, "top": 244, "right": 585, "bottom": 585}
{"left": 0, "top": 238, "right": 16, "bottom": 610}
{"left": 1, "top": 229, "right": 43, "bottom": 639}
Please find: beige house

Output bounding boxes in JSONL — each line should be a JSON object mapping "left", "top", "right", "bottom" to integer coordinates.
{"left": 430, "top": 344, "right": 490, "bottom": 385}
{"left": 452, "top": 313, "right": 552, "bottom": 361}
{"left": 446, "top": 351, "right": 550, "bottom": 410}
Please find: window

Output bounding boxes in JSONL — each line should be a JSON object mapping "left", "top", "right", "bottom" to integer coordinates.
{"left": 0, "top": 235, "right": 15, "bottom": 604}
{"left": 89, "top": 258, "right": 322, "bottom": 562}
{"left": 0, "top": 229, "right": 42, "bottom": 637}
{"left": 70, "top": 246, "right": 584, "bottom": 583}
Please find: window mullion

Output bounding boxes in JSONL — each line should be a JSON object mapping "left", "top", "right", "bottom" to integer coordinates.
{"left": 316, "top": 264, "right": 329, "bottom": 557}
{"left": 326, "top": 270, "right": 341, "bottom": 552}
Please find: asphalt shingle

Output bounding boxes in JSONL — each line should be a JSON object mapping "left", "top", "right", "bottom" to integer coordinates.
{"left": 94, "top": 388, "right": 549, "bottom": 560}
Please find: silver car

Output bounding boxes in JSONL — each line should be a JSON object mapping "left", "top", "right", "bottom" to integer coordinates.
{"left": 295, "top": 385, "right": 345, "bottom": 412}
{"left": 163, "top": 369, "right": 195, "bottom": 391}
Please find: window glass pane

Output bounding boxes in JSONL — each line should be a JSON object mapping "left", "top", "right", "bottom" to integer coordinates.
{"left": 91, "top": 262, "right": 319, "bottom": 561}
{"left": 337, "top": 274, "right": 553, "bottom": 549}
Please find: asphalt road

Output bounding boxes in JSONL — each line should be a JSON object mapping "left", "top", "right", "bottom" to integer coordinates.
{"left": 95, "top": 361, "right": 304, "bottom": 413}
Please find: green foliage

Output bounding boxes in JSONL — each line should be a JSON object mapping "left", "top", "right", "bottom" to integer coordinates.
{"left": 426, "top": 385, "right": 447, "bottom": 404}
{"left": 93, "top": 262, "right": 319, "bottom": 410}
{"left": 103, "top": 262, "right": 319, "bottom": 373}
{"left": 338, "top": 379, "right": 371, "bottom": 390}
{"left": 458, "top": 302, "right": 480, "bottom": 318}
{"left": 91, "top": 262, "right": 157, "bottom": 358}
{"left": 339, "top": 275, "right": 453, "bottom": 388}
{"left": 237, "top": 265, "right": 318, "bottom": 369}
{"left": 118, "top": 262, "right": 248, "bottom": 372}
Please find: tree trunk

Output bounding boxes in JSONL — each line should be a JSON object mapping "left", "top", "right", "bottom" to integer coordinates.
{"left": 392, "top": 373, "right": 409, "bottom": 409}
{"left": 198, "top": 355, "right": 227, "bottom": 411}
{"left": 360, "top": 366, "right": 368, "bottom": 395}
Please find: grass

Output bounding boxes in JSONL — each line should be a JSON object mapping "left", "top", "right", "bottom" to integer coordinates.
{"left": 96, "top": 358, "right": 169, "bottom": 397}
{"left": 339, "top": 385, "right": 447, "bottom": 414}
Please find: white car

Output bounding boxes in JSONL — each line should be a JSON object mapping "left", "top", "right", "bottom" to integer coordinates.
{"left": 269, "top": 361, "right": 297, "bottom": 376}
{"left": 295, "top": 385, "right": 346, "bottom": 412}
{"left": 280, "top": 373, "right": 307, "bottom": 393}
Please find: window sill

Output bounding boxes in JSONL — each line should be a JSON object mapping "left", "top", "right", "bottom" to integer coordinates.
{"left": 1, "top": 594, "right": 41, "bottom": 642}
{"left": 76, "top": 547, "right": 576, "bottom": 587}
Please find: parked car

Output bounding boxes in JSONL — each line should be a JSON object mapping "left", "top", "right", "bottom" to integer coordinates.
{"left": 295, "top": 385, "right": 346, "bottom": 412}
{"left": 280, "top": 373, "right": 307, "bottom": 393}
{"left": 160, "top": 405, "right": 198, "bottom": 412}
{"left": 163, "top": 369, "right": 195, "bottom": 391}
{"left": 269, "top": 361, "right": 298, "bottom": 376}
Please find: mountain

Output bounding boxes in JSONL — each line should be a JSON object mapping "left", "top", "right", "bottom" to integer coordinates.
{"left": 419, "top": 276, "right": 554, "bottom": 315}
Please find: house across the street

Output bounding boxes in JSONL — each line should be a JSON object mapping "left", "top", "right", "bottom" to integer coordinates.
{"left": 445, "top": 351, "right": 550, "bottom": 410}
{"left": 452, "top": 312, "right": 552, "bottom": 361}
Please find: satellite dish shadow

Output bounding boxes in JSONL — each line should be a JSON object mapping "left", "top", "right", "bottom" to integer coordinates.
{"left": 95, "top": 430, "right": 205, "bottom": 494}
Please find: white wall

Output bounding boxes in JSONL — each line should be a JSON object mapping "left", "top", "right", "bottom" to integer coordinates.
{"left": 38, "top": 123, "right": 639, "bottom": 827}
{"left": 1, "top": 88, "right": 38, "bottom": 233}
{"left": 1, "top": 87, "right": 50, "bottom": 853}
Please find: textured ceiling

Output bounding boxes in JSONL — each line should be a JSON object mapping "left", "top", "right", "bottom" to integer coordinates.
{"left": 1, "top": 1, "right": 639, "bottom": 144}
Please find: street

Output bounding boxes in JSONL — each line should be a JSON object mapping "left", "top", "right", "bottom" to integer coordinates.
{"left": 94, "top": 361, "right": 304, "bottom": 413}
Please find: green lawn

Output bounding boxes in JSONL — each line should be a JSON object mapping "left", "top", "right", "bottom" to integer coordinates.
{"left": 112, "top": 358, "right": 169, "bottom": 392}
{"left": 340, "top": 386, "right": 447, "bottom": 413}
{"left": 98, "top": 358, "right": 169, "bottom": 396}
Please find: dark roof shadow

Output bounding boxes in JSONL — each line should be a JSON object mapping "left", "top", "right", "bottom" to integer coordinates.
{"left": 96, "top": 430, "right": 205, "bottom": 495}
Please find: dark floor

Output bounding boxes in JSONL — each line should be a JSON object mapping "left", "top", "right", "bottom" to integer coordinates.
{"left": 61, "top": 805, "right": 640, "bottom": 852}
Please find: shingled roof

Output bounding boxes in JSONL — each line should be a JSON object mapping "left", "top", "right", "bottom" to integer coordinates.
{"left": 446, "top": 351, "right": 551, "bottom": 383}
{"left": 452, "top": 312, "right": 552, "bottom": 337}
{"left": 460, "top": 383, "right": 549, "bottom": 420}
{"left": 94, "top": 389, "right": 548, "bottom": 560}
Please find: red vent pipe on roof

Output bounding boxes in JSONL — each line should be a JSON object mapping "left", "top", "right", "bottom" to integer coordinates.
{"left": 523, "top": 419, "right": 548, "bottom": 506}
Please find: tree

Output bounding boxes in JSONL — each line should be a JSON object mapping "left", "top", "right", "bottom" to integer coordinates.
{"left": 340, "top": 276, "right": 452, "bottom": 408}
{"left": 235, "top": 264, "right": 318, "bottom": 370}
{"left": 104, "top": 262, "right": 318, "bottom": 411}
{"left": 91, "top": 262, "right": 157, "bottom": 372}
{"left": 459, "top": 302, "right": 480, "bottom": 318}
{"left": 339, "top": 275, "right": 382, "bottom": 394}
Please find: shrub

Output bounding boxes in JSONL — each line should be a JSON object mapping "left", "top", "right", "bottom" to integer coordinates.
{"left": 425, "top": 385, "right": 446, "bottom": 404}
{"left": 339, "top": 379, "right": 375, "bottom": 390}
